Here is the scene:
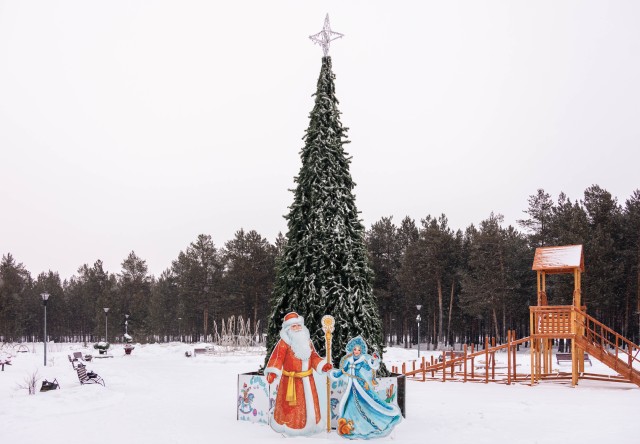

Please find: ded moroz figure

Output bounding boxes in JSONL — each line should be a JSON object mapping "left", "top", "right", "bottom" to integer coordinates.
{"left": 265, "top": 312, "right": 333, "bottom": 436}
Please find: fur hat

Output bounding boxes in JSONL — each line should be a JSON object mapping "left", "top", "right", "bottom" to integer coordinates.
{"left": 282, "top": 312, "right": 304, "bottom": 329}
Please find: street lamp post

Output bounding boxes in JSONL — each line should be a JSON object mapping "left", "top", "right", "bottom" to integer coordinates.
{"left": 41, "top": 293, "right": 50, "bottom": 366}
{"left": 178, "top": 317, "right": 182, "bottom": 342}
{"left": 416, "top": 305, "right": 422, "bottom": 358}
{"left": 103, "top": 307, "right": 109, "bottom": 341}
{"left": 124, "top": 313, "right": 129, "bottom": 338}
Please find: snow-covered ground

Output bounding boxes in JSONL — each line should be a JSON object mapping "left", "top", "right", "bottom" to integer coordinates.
{"left": 1, "top": 343, "right": 638, "bottom": 444}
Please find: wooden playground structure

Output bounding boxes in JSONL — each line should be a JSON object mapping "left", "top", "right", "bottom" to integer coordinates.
{"left": 397, "top": 245, "right": 640, "bottom": 387}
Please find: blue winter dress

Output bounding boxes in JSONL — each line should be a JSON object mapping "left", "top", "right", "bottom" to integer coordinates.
{"left": 332, "top": 340, "right": 402, "bottom": 439}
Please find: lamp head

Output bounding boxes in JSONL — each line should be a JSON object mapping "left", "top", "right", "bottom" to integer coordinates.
{"left": 41, "top": 292, "right": 50, "bottom": 302}
{"left": 416, "top": 304, "right": 422, "bottom": 311}
{"left": 103, "top": 307, "right": 110, "bottom": 314}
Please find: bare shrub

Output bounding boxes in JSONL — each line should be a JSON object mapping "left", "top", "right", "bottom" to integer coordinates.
{"left": 17, "top": 370, "right": 40, "bottom": 395}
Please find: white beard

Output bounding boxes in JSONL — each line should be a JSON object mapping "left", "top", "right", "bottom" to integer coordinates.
{"left": 285, "top": 326, "right": 312, "bottom": 361}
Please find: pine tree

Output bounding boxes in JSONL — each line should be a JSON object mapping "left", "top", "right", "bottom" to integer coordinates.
{"left": 518, "top": 188, "right": 554, "bottom": 247}
{"left": 171, "top": 234, "right": 223, "bottom": 342}
{"left": 264, "top": 56, "right": 384, "bottom": 371}
{"left": 222, "top": 229, "right": 276, "bottom": 331}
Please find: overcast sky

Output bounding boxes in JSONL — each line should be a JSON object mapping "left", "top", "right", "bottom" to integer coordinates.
{"left": 1, "top": 1, "right": 639, "bottom": 281}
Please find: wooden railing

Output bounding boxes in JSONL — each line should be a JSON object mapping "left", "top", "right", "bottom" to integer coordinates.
{"left": 399, "top": 331, "right": 530, "bottom": 384}
{"left": 530, "top": 305, "right": 573, "bottom": 337}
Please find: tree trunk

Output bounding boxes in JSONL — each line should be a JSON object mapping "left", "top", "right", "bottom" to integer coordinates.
{"left": 203, "top": 307, "right": 208, "bottom": 342}
{"left": 433, "top": 310, "right": 437, "bottom": 348}
{"left": 492, "top": 307, "right": 499, "bottom": 340}
{"left": 253, "top": 292, "right": 259, "bottom": 333}
{"left": 502, "top": 303, "right": 506, "bottom": 343}
{"left": 403, "top": 318, "right": 408, "bottom": 348}
{"left": 447, "top": 281, "right": 454, "bottom": 347}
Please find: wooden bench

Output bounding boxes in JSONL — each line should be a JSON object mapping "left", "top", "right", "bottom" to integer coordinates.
{"left": 556, "top": 352, "right": 592, "bottom": 366}
{"left": 193, "top": 346, "right": 215, "bottom": 357}
{"left": 76, "top": 364, "right": 105, "bottom": 386}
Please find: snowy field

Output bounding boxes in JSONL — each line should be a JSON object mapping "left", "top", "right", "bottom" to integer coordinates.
{"left": 1, "top": 343, "right": 638, "bottom": 444}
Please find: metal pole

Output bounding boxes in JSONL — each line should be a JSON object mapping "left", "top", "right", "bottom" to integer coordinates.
{"left": 103, "top": 307, "right": 109, "bottom": 342}
{"left": 416, "top": 305, "right": 422, "bottom": 357}
{"left": 41, "top": 293, "right": 50, "bottom": 366}
{"left": 418, "top": 320, "right": 421, "bottom": 357}
{"left": 44, "top": 303, "right": 47, "bottom": 366}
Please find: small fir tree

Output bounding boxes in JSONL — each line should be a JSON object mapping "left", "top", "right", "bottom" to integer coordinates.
{"left": 265, "top": 56, "right": 385, "bottom": 371}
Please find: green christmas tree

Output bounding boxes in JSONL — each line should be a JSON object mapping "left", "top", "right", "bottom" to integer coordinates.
{"left": 265, "top": 55, "right": 386, "bottom": 372}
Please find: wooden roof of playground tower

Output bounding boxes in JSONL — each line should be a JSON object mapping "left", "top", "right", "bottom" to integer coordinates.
{"left": 532, "top": 245, "right": 584, "bottom": 274}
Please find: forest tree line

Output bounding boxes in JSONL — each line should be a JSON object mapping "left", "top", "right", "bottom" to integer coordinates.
{"left": 1, "top": 185, "right": 639, "bottom": 347}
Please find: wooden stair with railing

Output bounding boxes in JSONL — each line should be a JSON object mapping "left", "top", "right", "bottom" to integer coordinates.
{"left": 531, "top": 305, "right": 640, "bottom": 387}
{"left": 573, "top": 309, "right": 640, "bottom": 386}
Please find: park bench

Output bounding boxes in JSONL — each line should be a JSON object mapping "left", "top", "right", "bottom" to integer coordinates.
{"left": 40, "top": 378, "right": 60, "bottom": 391}
{"left": 76, "top": 363, "right": 105, "bottom": 386}
{"left": 68, "top": 351, "right": 93, "bottom": 368}
{"left": 73, "top": 351, "right": 93, "bottom": 362}
{"left": 14, "top": 344, "right": 29, "bottom": 353}
{"left": 0, "top": 357, "right": 11, "bottom": 371}
{"left": 193, "top": 346, "right": 215, "bottom": 357}
{"left": 556, "top": 352, "right": 592, "bottom": 366}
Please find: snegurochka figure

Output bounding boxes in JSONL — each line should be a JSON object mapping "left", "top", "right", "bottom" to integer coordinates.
{"left": 332, "top": 336, "right": 402, "bottom": 440}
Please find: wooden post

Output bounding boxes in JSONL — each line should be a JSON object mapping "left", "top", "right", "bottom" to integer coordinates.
{"left": 507, "top": 330, "right": 512, "bottom": 385}
{"left": 451, "top": 355, "right": 455, "bottom": 378}
{"left": 430, "top": 356, "right": 435, "bottom": 378}
{"left": 422, "top": 356, "right": 426, "bottom": 382}
{"left": 491, "top": 349, "right": 496, "bottom": 380}
{"left": 442, "top": 350, "right": 447, "bottom": 382}
{"left": 402, "top": 362, "right": 406, "bottom": 374}
{"left": 542, "top": 271, "right": 546, "bottom": 302}
{"left": 530, "top": 309, "right": 535, "bottom": 385}
{"left": 537, "top": 271, "right": 541, "bottom": 305}
{"left": 485, "top": 336, "right": 489, "bottom": 384}
{"left": 463, "top": 344, "right": 468, "bottom": 382}
{"left": 543, "top": 337, "right": 548, "bottom": 374}
{"left": 512, "top": 332, "right": 517, "bottom": 381}
{"left": 471, "top": 343, "right": 475, "bottom": 379}
{"left": 576, "top": 269, "right": 585, "bottom": 374}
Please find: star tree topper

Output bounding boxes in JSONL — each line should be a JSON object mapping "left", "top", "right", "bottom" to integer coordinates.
{"left": 309, "top": 14, "right": 343, "bottom": 57}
